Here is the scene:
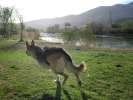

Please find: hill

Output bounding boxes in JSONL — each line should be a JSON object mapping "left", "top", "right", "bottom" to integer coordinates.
{"left": 25, "top": 2, "right": 133, "bottom": 29}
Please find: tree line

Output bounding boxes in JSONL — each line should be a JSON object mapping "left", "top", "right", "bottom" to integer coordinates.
{"left": 0, "top": 6, "right": 17, "bottom": 38}
{"left": 0, "top": 6, "right": 40, "bottom": 40}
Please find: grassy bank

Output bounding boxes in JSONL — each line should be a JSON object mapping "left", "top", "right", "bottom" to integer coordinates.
{"left": 0, "top": 40, "right": 133, "bottom": 100}
{"left": 0, "top": 40, "right": 17, "bottom": 49}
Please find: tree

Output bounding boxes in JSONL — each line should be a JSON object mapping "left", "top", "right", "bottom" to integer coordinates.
{"left": 54, "top": 24, "right": 60, "bottom": 33}
{"left": 0, "top": 7, "right": 13, "bottom": 38}
{"left": 79, "top": 23, "right": 96, "bottom": 47}
{"left": 46, "top": 24, "right": 60, "bottom": 33}
{"left": 0, "top": 6, "right": 2, "bottom": 26}
{"left": 65, "top": 22, "right": 71, "bottom": 27}
{"left": 25, "top": 27, "right": 40, "bottom": 40}
{"left": 18, "top": 15, "right": 24, "bottom": 41}
{"left": 63, "top": 24, "right": 79, "bottom": 44}
{"left": 64, "top": 22, "right": 71, "bottom": 31}
{"left": 121, "top": 21, "right": 133, "bottom": 33}
{"left": 62, "top": 22, "right": 96, "bottom": 47}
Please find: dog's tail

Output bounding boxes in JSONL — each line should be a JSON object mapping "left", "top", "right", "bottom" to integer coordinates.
{"left": 62, "top": 49, "right": 86, "bottom": 74}
{"left": 76, "top": 61, "right": 86, "bottom": 74}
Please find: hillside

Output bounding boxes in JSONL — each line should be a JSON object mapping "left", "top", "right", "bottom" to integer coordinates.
{"left": 25, "top": 2, "right": 133, "bottom": 29}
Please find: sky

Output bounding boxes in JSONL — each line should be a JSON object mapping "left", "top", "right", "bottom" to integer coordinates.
{"left": 0, "top": 0, "right": 132, "bottom": 22}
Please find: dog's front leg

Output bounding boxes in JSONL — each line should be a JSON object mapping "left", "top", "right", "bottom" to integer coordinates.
{"left": 56, "top": 74, "right": 60, "bottom": 82}
{"left": 54, "top": 74, "right": 60, "bottom": 83}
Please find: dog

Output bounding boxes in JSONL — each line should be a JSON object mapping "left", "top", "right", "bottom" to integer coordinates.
{"left": 26, "top": 40, "right": 86, "bottom": 86}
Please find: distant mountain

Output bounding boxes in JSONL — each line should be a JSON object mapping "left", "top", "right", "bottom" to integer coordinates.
{"left": 25, "top": 2, "right": 133, "bottom": 29}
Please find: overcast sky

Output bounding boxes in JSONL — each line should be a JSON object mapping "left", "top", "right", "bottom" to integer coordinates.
{"left": 0, "top": 0, "right": 132, "bottom": 22}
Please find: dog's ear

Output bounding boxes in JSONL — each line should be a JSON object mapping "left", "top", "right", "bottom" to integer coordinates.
{"left": 31, "top": 40, "right": 35, "bottom": 46}
{"left": 26, "top": 41, "right": 29, "bottom": 48}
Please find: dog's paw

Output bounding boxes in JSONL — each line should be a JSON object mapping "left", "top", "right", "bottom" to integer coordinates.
{"left": 78, "top": 81, "right": 82, "bottom": 86}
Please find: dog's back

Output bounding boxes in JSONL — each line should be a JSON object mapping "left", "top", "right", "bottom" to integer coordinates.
{"left": 43, "top": 47, "right": 72, "bottom": 63}
{"left": 39, "top": 47, "right": 73, "bottom": 73}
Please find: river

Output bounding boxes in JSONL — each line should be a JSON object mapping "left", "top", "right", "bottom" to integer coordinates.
{"left": 40, "top": 33, "right": 133, "bottom": 48}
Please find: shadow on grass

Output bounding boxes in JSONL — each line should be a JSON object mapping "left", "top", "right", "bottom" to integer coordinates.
{"left": 55, "top": 81, "right": 62, "bottom": 100}
{"left": 39, "top": 82, "right": 88, "bottom": 100}
{"left": 62, "top": 87, "right": 88, "bottom": 100}
{"left": 39, "top": 93, "right": 55, "bottom": 100}
{"left": 80, "top": 90, "right": 88, "bottom": 100}
{"left": 40, "top": 81, "right": 62, "bottom": 100}
{"left": 63, "top": 89, "right": 72, "bottom": 100}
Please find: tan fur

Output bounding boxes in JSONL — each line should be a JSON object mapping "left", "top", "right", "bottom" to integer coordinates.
{"left": 26, "top": 40, "right": 86, "bottom": 86}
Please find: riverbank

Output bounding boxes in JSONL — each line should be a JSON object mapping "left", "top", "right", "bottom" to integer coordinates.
{"left": 0, "top": 39, "right": 133, "bottom": 51}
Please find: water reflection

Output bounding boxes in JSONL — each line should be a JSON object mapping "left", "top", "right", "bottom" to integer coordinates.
{"left": 40, "top": 33, "right": 133, "bottom": 48}
{"left": 40, "top": 33, "right": 64, "bottom": 43}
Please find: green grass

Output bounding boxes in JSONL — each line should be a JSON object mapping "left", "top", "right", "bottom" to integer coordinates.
{"left": 0, "top": 40, "right": 133, "bottom": 100}
{"left": 0, "top": 40, "right": 17, "bottom": 49}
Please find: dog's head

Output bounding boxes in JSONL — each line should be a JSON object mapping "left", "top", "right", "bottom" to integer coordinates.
{"left": 26, "top": 40, "right": 36, "bottom": 56}
{"left": 26, "top": 40, "right": 43, "bottom": 59}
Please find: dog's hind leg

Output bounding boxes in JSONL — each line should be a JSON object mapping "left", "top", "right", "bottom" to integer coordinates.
{"left": 59, "top": 73, "right": 68, "bottom": 85}
{"left": 75, "top": 73, "right": 82, "bottom": 86}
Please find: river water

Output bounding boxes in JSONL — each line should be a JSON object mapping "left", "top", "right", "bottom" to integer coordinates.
{"left": 40, "top": 33, "right": 133, "bottom": 48}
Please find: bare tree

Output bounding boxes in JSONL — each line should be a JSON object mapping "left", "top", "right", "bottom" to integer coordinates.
{"left": 18, "top": 15, "right": 24, "bottom": 41}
